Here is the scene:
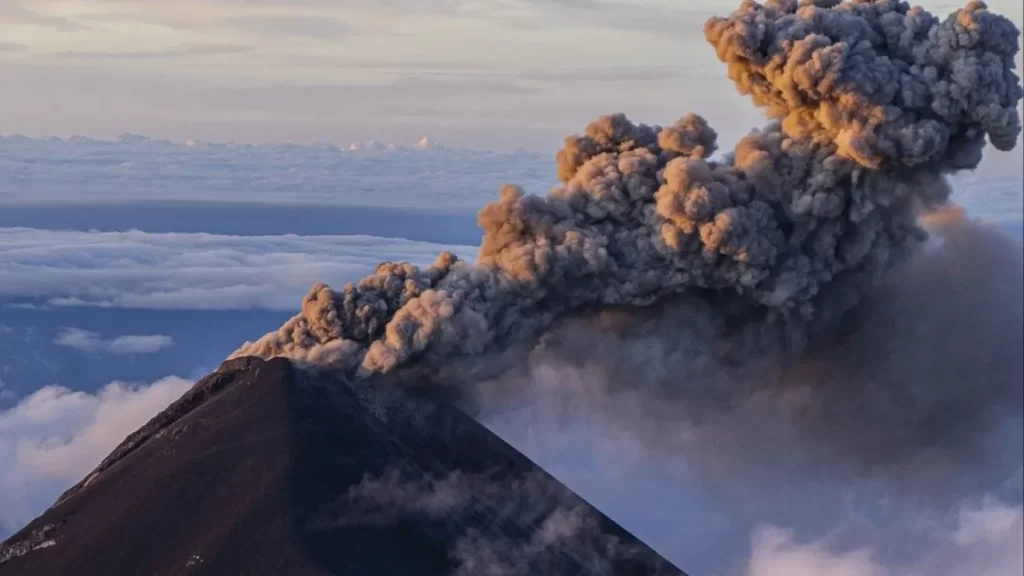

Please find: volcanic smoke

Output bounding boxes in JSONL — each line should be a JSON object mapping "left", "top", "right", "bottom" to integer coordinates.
{"left": 233, "top": 5, "right": 1023, "bottom": 569}
{"left": 233, "top": 0, "right": 1023, "bottom": 387}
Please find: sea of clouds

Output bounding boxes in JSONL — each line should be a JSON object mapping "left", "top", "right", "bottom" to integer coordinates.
{"left": 0, "top": 133, "right": 550, "bottom": 210}
{"left": 0, "top": 227, "right": 474, "bottom": 310}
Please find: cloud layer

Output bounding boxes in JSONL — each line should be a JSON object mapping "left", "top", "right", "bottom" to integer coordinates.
{"left": 0, "top": 134, "right": 552, "bottom": 209}
{"left": 53, "top": 328, "right": 174, "bottom": 355}
{"left": 0, "top": 228, "right": 476, "bottom": 310}
{"left": 0, "top": 376, "right": 193, "bottom": 536}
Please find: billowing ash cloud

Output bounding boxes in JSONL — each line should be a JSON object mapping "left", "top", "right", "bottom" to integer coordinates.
{"left": 232, "top": 0, "right": 1023, "bottom": 385}
{"left": 470, "top": 206, "right": 1023, "bottom": 574}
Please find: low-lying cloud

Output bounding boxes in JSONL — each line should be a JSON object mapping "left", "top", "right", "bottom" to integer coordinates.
{"left": 0, "top": 134, "right": 551, "bottom": 209}
{"left": 747, "top": 497, "right": 1024, "bottom": 576}
{"left": 0, "top": 376, "right": 192, "bottom": 537}
{"left": 0, "top": 228, "right": 475, "bottom": 311}
{"left": 54, "top": 328, "right": 174, "bottom": 355}
{"left": 326, "top": 468, "right": 665, "bottom": 575}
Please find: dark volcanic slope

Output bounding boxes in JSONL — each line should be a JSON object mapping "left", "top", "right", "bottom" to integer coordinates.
{"left": 0, "top": 357, "right": 685, "bottom": 576}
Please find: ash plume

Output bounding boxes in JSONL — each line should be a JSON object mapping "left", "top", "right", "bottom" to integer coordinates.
{"left": 469, "top": 209, "right": 1023, "bottom": 574}
{"left": 473, "top": 207, "right": 1023, "bottom": 482}
{"left": 233, "top": 0, "right": 1022, "bottom": 389}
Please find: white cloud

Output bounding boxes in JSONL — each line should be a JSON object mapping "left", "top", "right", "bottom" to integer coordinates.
{"left": 748, "top": 527, "right": 888, "bottom": 576}
{"left": 747, "top": 498, "right": 1024, "bottom": 576}
{"left": 0, "top": 228, "right": 477, "bottom": 311}
{"left": 0, "top": 376, "right": 193, "bottom": 535}
{"left": 53, "top": 328, "right": 175, "bottom": 355}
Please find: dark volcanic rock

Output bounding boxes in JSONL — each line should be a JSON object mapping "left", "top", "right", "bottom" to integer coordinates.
{"left": 0, "top": 357, "right": 685, "bottom": 576}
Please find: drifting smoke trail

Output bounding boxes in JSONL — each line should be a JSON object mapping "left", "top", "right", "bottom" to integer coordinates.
{"left": 233, "top": 0, "right": 1022, "bottom": 386}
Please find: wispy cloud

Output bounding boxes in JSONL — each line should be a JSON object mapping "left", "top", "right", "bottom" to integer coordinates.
{"left": 2, "top": 0, "right": 464, "bottom": 38}
{"left": 0, "top": 4, "right": 80, "bottom": 31}
{"left": 54, "top": 44, "right": 251, "bottom": 60}
{"left": 54, "top": 328, "right": 175, "bottom": 355}
{"left": 502, "top": 0, "right": 726, "bottom": 38}
{"left": 0, "top": 42, "right": 27, "bottom": 53}
{"left": 218, "top": 14, "right": 350, "bottom": 40}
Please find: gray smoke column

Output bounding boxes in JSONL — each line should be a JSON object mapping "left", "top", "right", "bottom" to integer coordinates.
{"left": 232, "top": 0, "right": 1023, "bottom": 381}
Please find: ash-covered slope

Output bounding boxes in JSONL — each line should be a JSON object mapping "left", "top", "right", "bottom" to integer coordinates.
{"left": 0, "top": 357, "right": 684, "bottom": 576}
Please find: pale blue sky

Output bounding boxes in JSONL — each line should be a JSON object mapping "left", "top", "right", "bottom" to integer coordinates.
{"left": 1, "top": 0, "right": 1022, "bottom": 150}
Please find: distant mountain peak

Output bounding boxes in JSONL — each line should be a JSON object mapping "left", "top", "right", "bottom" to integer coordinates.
{"left": 346, "top": 140, "right": 395, "bottom": 152}
{"left": 414, "top": 136, "right": 439, "bottom": 150}
{"left": 115, "top": 133, "right": 149, "bottom": 143}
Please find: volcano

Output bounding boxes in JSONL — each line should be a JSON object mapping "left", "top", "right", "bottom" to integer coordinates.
{"left": 0, "top": 356, "right": 685, "bottom": 575}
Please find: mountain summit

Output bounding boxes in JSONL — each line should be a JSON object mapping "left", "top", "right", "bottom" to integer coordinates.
{"left": 0, "top": 357, "right": 685, "bottom": 576}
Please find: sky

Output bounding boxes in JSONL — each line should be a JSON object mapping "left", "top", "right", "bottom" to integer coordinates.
{"left": 1, "top": 1, "right": 1021, "bottom": 150}
{"left": 4, "top": 0, "right": 1003, "bottom": 151}
{"left": 1, "top": 1, "right": 1023, "bottom": 574}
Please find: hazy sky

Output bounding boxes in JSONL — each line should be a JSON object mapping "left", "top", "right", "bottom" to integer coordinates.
{"left": 1, "top": 0, "right": 1023, "bottom": 150}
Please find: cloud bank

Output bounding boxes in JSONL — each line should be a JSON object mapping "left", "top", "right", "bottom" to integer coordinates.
{"left": 0, "top": 133, "right": 551, "bottom": 209}
{"left": 53, "top": 328, "right": 174, "bottom": 355}
{"left": 0, "top": 376, "right": 193, "bottom": 537}
{"left": 0, "top": 228, "right": 475, "bottom": 310}
{"left": 0, "top": 130, "right": 1015, "bottom": 219}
